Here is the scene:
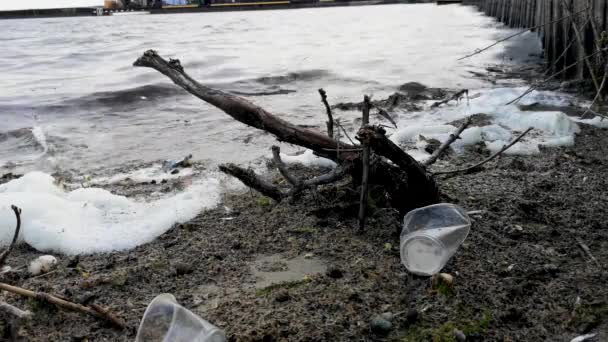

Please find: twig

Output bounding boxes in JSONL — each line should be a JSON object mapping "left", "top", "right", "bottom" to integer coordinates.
{"left": 506, "top": 48, "right": 608, "bottom": 105}
{"left": 374, "top": 105, "right": 398, "bottom": 128}
{"left": 560, "top": 0, "right": 601, "bottom": 99}
{"left": 458, "top": 6, "right": 591, "bottom": 61}
{"left": 423, "top": 116, "right": 473, "bottom": 167}
{"left": 358, "top": 95, "right": 372, "bottom": 232}
{"left": 335, "top": 120, "right": 357, "bottom": 146}
{"left": 0, "top": 205, "right": 22, "bottom": 268}
{"left": 582, "top": 65, "right": 608, "bottom": 118}
{"left": 576, "top": 237, "right": 602, "bottom": 269}
{"left": 0, "top": 283, "right": 126, "bottom": 329}
{"left": 219, "top": 164, "right": 285, "bottom": 201}
{"left": 319, "top": 89, "right": 334, "bottom": 139}
{"left": 431, "top": 89, "right": 469, "bottom": 108}
{"left": 434, "top": 127, "right": 534, "bottom": 176}
{"left": 89, "top": 303, "right": 128, "bottom": 329}
{"left": 271, "top": 146, "right": 301, "bottom": 187}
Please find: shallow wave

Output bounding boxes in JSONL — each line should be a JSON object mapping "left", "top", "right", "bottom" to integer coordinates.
{"left": 252, "top": 69, "right": 331, "bottom": 85}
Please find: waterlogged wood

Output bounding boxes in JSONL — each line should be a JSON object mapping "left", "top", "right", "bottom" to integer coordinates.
{"left": 133, "top": 50, "right": 356, "bottom": 161}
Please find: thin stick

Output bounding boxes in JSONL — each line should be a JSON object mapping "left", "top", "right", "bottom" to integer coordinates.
{"left": 582, "top": 65, "right": 608, "bottom": 118}
{"left": 0, "top": 205, "right": 22, "bottom": 268}
{"left": 560, "top": 1, "right": 601, "bottom": 99}
{"left": 0, "top": 283, "right": 126, "bottom": 329}
{"left": 358, "top": 95, "right": 371, "bottom": 232}
{"left": 576, "top": 237, "right": 602, "bottom": 269}
{"left": 434, "top": 127, "right": 534, "bottom": 176}
{"left": 423, "top": 116, "right": 473, "bottom": 167}
{"left": 335, "top": 120, "right": 356, "bottom": 146}
{"left": 506, "top": 48, "right": 608, "bottom": 105}
{"left": 319, "top": 89, "right": 334, "bottom": 139}
{"left": 458, "top": 6, "right": 590, "bottom": 61}
{"left": 271, "top": 146, "right": 301, "bottom": 187}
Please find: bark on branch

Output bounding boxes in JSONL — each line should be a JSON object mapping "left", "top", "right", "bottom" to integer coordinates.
{"left": 219, "top": 164, "right": 285, "bottom": 202}
{"left": 423, "top": 116, "right": 473, "bottom": 167}
{"left": 134, "top": 51, "right": 356, "bottom": 161}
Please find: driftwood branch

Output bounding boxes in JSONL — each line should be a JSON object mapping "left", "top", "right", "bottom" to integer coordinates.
{"left": 0, "top": 205, "right": 22, "bottom": 268}
{"left": 134, "top": 51, "right": 356, "bottom": 161}
{"left": 271, "top": 146, "right": 301, "bottom": 187}
{"left": 434, "top": 127, "right": 534, "bottom": 176}
{"left": 576, "top": 237, "right": 602, "bottom": 269}
{"left": 423, "top": 116, "right": 473, "bottom": 167}
{"left": 374, "top": 105, "right": 398, "bottom": 128}
{"left": 219, "top": 164, "right": 285, "bottom": 202}
{"left": 319, "top": 89, "right": 334, "bottom": 138}
{"left": 358, "top": 96, "right": 372, "bottom": 232}
{"left": 431, "top": 89, "right": 469, "bottom": 108}
{"left": 358, "top": 125, "right": 439, "bottom": 208}
{"left": 0, "top": 283, "right": 126, "bottom": 329}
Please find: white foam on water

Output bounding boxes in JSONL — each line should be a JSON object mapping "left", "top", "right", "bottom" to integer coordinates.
{"left": 389, "top": 87, "right": 595, "bottom": 161}
{"left": 31, "top": 126, "right": 48, "bottom": 154}
{"left": 0, "top": 171, "right": 223, "bottom": 255}
{"left": 90, "top": 164, "right": 195, "bottom": 185}
{"left": 279, "top": 149, "right": 337, "bottom": 168}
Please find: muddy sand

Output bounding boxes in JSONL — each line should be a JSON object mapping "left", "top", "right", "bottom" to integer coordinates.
{"left": 1, "top": 83, "right": 608, "bottom": 341}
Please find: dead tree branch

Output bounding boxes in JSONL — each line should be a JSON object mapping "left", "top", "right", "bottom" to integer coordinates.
{"left": 374, "top": 105, "right": 398, "bottom": 128}
{"left": 219, "top": 164, "right": 285, "bottom": 202}
{"left": 134, "top": 50, "right": 356, "bottom": 161}
{"left": 434, "top": 127, "right": 534, "bottom": 176}
{"left": 318, "top": 89, "right": 334, "bottom": 138}
{"left": 271, "top": 146, "right": 301, "bottom": 187}
{"left": 358, "top": 96, "right": 372, "bottom": 232}
{"left": 582, "top": 65, "right": 608, "bottom": 118}
{"left": 431, "top": 89, "right": 469, "bottom": 108}
{"left": 0, "top": 283, "right": 126, "bottom": 329}
{"left": 0, "top": 206, "right": 22, "bottom": 268}
{"left": 358, "top": 125, "right": 439, "bottom": 209}
{"left": 423, "top": 116, "right": 473, "bottom": 167}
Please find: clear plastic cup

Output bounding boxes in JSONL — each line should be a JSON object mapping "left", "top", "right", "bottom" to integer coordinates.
{"left": 400, "top": 203, "right": 471, "bottom": 276}
{"left": 135, "top": 294, "right": 226, "bottom": 342}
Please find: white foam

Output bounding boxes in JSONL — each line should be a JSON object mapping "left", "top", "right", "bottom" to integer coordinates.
{"left": 279, "top": 149, "right": 337, "bottom": 168}
{"left": 0, "top": 171, "right": 223, "bottom": 255}
{"left": 31, "top": 126, "right": 48, "bottom": 154}
{"left": 389, "top": 87, "right": 590, "bottom": 157}
{"left": 90, "top": 164, "right": 194, "bottom": 185}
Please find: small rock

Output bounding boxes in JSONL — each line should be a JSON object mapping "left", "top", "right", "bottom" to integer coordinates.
{"left": 275, "top": 289, "right": 290, "bottom": 303}
{"left": 161, "top": 179, "right": 168, "bottom": 184}
{"left": 406, "top": 309, "right": 419, "bottom": 324}
{"left": 174, "top": 262, "right": 194, "bottom": 276}
{"left": 326, "top": 267, "right": 343, "bottom": 279}
{"left": 370, "top": 315, "right": 393, "bottom": 336}
{"left": 150, "top": 180, "right": 157, "bottom": 184}
{"left": 67, "top": 256, "right": 80, "bottom": 268}
{"left": 171, "top": 169, "right": 179, "bottom": 175}
{"left": 28, "top": 255, "right": 58, "bottom": 276}
{"left": 380, "top": 312, "right": 394, "bottom": 320}
{"left": 454, "top": 328, "right": 466, "bottom": 342}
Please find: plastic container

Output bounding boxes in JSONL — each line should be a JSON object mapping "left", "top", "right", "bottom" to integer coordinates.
{"left": 400, "top": 203, "right": 471, "bottom": 276}
{"left": 135, "top": 294, "right": 226, "bottom": 342}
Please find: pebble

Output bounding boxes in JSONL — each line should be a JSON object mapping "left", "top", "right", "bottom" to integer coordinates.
{"left": 173, "top": 262, "right": 194, "bottom": 276}
{"left": 326, "top": 267, "right": 344, "bottom": 279}
{"left": 370, "top": 315, "right": 392, "bottom": 336}
{"left": 275, "top": 289, "right": 290, "bottom": 303}
{"left": 453, "top": 328, "right": 466, "bottom": 342}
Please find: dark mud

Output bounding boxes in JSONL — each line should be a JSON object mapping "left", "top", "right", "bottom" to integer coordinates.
{"left": 1, "top": 120, "right": 607, "bottom": 341}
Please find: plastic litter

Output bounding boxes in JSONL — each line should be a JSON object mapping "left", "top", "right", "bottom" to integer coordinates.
{"left": 400, "top": 203, "right": 471, "bottom": 276}
{"left": 162, "top": 154, "right": 193, "bottom": 172}
{"left": 135, "top": 294, "right": 226, "bottom": 342}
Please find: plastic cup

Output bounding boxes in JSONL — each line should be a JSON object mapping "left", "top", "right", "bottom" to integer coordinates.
{"left": 400, "top": 203, "right": 471, "bottom": 276}
{"left": 135, "top": 294, "right": 226, "bottom": 342}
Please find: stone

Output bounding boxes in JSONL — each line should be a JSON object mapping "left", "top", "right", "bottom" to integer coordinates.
{"left": 326, "top": 267, "right": 343, "bottom": 279}
{"left": 370, "top": 315, "right": 392, "bottom": 336}
{"left": 174, "top": 262, "right": 194, "bottom": 276}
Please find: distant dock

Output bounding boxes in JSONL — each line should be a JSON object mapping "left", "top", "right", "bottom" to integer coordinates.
{"left": 0, "top": 0, "right": 411, "bottom": 20}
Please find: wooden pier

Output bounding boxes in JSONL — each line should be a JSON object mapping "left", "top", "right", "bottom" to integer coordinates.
{"left": 464, "top": 0, "right": 607, "bottom": 82}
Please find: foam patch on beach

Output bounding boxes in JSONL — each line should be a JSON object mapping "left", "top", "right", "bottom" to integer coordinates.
{"left": 0, "top": 171, "right": 223, "bottom": 255}
{"left": 279, "top": 149, "right": 337, "bottom": 169}
{"left": 90, "top": 164, "right": 195, "bottom": 185}
{"left": 389, "top": 87, "right": 593, "bottom": 161}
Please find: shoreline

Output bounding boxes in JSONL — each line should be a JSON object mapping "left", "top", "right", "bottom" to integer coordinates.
{"left": 0, "top": 0, "right": 410, "bottom": 20}
{"left": 1, "top": 67, "right": 607, "bottom": 340}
